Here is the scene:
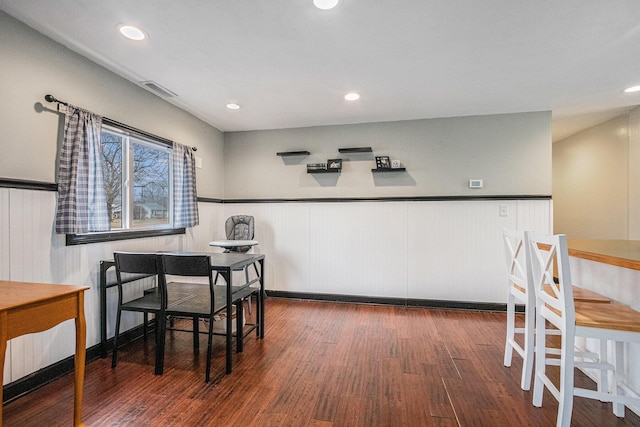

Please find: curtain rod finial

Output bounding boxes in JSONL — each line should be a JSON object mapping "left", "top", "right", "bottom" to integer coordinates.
{"left": 45, "top": 94, "right": 56, "bottom": 103}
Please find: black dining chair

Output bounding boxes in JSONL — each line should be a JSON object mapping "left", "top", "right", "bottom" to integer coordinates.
{"left": 112, "top": 252, "right": 165, "bottom": 374}
{"left": 159, "top": 253, "right": 241, "bottom": 382}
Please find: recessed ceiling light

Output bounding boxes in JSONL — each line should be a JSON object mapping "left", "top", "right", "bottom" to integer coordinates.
{"left": 624, "top": 85, "right": 640, "bottom": 93}
{"left": 344, "top": 92, "right": 360, "bottom": 101}
{"left": 314, "top": 0, "right": 339, "bottom": 10}
{"left": 118, "top": 25, "right": 146, "bottom": 41}
{"left": 226, "top": 103, "right": 241, "bottom": 110}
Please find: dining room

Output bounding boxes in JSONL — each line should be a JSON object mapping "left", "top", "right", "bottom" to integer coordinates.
{"left": 2, "top": 1, "right": 640, "bottom": 425}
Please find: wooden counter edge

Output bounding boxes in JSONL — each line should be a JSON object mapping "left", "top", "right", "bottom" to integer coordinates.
{"left": 568, "top": 247, "right": 640, "bottom": 271}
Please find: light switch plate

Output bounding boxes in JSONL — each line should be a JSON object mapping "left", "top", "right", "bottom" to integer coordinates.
{"left": 469, "top": 179, "right": 483, "bottom": 189}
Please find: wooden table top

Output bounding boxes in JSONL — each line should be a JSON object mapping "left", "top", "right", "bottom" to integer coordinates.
{"left": 0, "top": 281, "right": 89, "bottom": 311}
{"left": 568, "top": 239, "right": 640, "bottom": 271}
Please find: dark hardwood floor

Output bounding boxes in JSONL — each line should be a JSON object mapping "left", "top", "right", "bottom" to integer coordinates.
{"left": 4, "top": 298, "right": 640, "bottom": 426}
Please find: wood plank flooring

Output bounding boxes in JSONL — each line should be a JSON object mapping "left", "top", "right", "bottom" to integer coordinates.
{"left": 4, "top": 298, "right": 640, "bottom": 426}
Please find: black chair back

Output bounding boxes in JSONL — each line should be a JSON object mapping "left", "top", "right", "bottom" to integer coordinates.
{"left": 114, "top": 252, "right": 160, "bottom": 275}
{"left": 161, "top": 254, "right": 212, "bottom": 278}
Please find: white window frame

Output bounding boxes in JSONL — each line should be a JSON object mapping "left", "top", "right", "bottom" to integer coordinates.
{"left": 66, "top": 122, "right": 185, "bottom": 245}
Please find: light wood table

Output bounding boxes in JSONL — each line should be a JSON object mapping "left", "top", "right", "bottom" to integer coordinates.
{"left": 0, "top": 281, "right": 89, "bottom": 427}
{"left": 568, "top": 239, "right": 640, "bottom": 271}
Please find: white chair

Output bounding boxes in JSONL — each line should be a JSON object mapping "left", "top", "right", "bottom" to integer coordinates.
{"left": 503, "top": 228, "right": 536, "bottom": 390}
{"left": 527, "top": 232, "right": 640, "bottom": 427}
{"left": 502, "top": 228, "right": 610, "bottom": 391}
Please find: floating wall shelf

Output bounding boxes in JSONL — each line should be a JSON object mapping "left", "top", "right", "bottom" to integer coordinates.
{"left": 277, "top": 150, "right": 311, "bottom": 156}
{"left": 307, "top": 169, "right": 340, "bottom": 174}
{"left": 338, "top": 147, "right": 372, "bottom": 153}
{"left": 371, "top": 168, "right": 406, "bottom": 173}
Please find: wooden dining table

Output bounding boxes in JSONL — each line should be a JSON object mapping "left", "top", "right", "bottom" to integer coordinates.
{"left": 0, "top": 280, "right": 89, "bottom": 427}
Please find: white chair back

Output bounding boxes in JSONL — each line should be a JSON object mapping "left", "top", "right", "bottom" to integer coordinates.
{"left": 503, "top": 228, "right": 534, "bottom": 305}
{"left": 525, "top": 232, "right": 576, "bottom": 333}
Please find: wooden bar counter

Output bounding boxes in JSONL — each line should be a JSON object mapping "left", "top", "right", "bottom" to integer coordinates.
{"left": 567, "top": 239, "right": 640, "bottom": 313}
{"left": 566, "top": 239, "right": 640, "bottom": 417}
{"left": 568, "top": 239, "right": 640, "bottom": 271}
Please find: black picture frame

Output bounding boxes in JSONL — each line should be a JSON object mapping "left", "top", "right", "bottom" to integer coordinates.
{"left": 376, "top": 156, "right": 391, "bottom": 169}
{"left": 327, "top": 158, "right": 342, "bottom": 170}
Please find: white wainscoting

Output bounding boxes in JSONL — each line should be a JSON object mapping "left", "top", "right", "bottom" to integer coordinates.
{"left": 2, "top": 189, "right": 551, "bottom": 385}
{"left": 1, "top": 188, "right": 10, "bottom": 384}
{"left": 2, "top": 188, "right": 191, "bottom": 385}
{"left": 197, "top": 198, "right": 552, "bottom": 301}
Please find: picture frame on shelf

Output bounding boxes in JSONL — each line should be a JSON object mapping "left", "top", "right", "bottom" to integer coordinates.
{"left": 391, "top": 159, "right": 401, "bottom": 169}
{"left": 375, "top": 156, "right": 391, "bottom": 169}
{"left": 327, "top": 158, "right": 342, "bottom": 171}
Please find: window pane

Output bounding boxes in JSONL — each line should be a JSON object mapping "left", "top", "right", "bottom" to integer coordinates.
{"left": 132, "top": 141, "right": 170, "bottom": 228}
{"left": 101, "top": 131, "right": 122, "bottom": 230}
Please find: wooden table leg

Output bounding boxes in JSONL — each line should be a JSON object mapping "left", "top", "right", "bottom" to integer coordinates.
{"left": 74, "top": 292, "right": 87, "bottom": 427}
{"left": 0, "top": 311, "right": 7, "bottom": 427}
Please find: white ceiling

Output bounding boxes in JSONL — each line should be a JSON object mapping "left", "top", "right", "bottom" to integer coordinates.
{"left": 2, "top": 0, "right": 640, "bottom": 141}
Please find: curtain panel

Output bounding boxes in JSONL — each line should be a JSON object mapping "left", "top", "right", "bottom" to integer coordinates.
{"left": 172, "top": 142, "right": 199, "bottom": 228}
{"left": 55, "top": 105, "right": 110, "bottom": 234}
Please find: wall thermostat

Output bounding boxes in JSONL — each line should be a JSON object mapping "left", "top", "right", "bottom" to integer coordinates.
{"left": 469, "top": 179, "right": 483, "bottom": 189}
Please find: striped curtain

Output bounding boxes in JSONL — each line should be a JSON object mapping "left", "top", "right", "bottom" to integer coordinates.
{"left": 172, "top": 142, "right": 199, "bottom": 228}
{"left": 55, "top": 105, "right": 110, "bottom": 234}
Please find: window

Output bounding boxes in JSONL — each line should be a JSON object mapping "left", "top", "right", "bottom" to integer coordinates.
{"left": 65, "top": 122, "right": 187, "bottom": 245}
{"left": 101, "top": 125, "right": 172, "bottom": 231}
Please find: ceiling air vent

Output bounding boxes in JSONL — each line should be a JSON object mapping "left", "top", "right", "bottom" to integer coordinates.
{"left": 140, "top": 81, "right": 177, "bottom": 98}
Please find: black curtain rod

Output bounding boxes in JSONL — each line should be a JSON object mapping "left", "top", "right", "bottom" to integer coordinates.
{"left": 44, "top": 94, "right": 197, "bottom": 151}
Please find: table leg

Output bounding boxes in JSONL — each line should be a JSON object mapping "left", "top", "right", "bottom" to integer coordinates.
{"left": 0, "top": 311, "right": 7, "bottom": 427}
{"left": 259, "top": 259, "right": 265, "bottom": 338}
{"left": 73, "top": 292, "right": 87, "bottom": 427}
{"left": 99, "top": 261, "right": 109, "bottom": 358}
{"left": 223, "top": 268, "right": 233, "bottom": 374}
{"left": 155, "top": 310, "right": 166, "bottom": 375}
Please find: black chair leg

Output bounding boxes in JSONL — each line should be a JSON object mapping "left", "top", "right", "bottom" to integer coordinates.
{"left": 193, "top": 316, "right": 199, "bottom": 351}
{"left": 154, "top": 310, "right": 166, "bottom": 375}
{"left": 111, "top": 309, "right": 122, "bottom": 369}
{"left": 205, "top": 316, "right": 214, "bottom": 382}
{"left": 236, "top": 301, "right": 244, "bottom": 353}
{"left": 143, "top": 313, "right": 148, "bottom": 341}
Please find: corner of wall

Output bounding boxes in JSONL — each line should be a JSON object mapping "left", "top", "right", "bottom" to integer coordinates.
{"left": 628, "top": 107, "right": 640, "bottom": 239}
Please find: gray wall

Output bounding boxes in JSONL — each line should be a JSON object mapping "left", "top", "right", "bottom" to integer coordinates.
{"left": 0, "top": 11, "right": 225, "bottom": 199}
{"left": 553, "top": 111, "right": 640, "bottom": 239}
{"left": 224, "top": 111, "right": 552, "bottom": 199}
{"left": 1, "top": 10, "right": 552, "bottom": 202}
